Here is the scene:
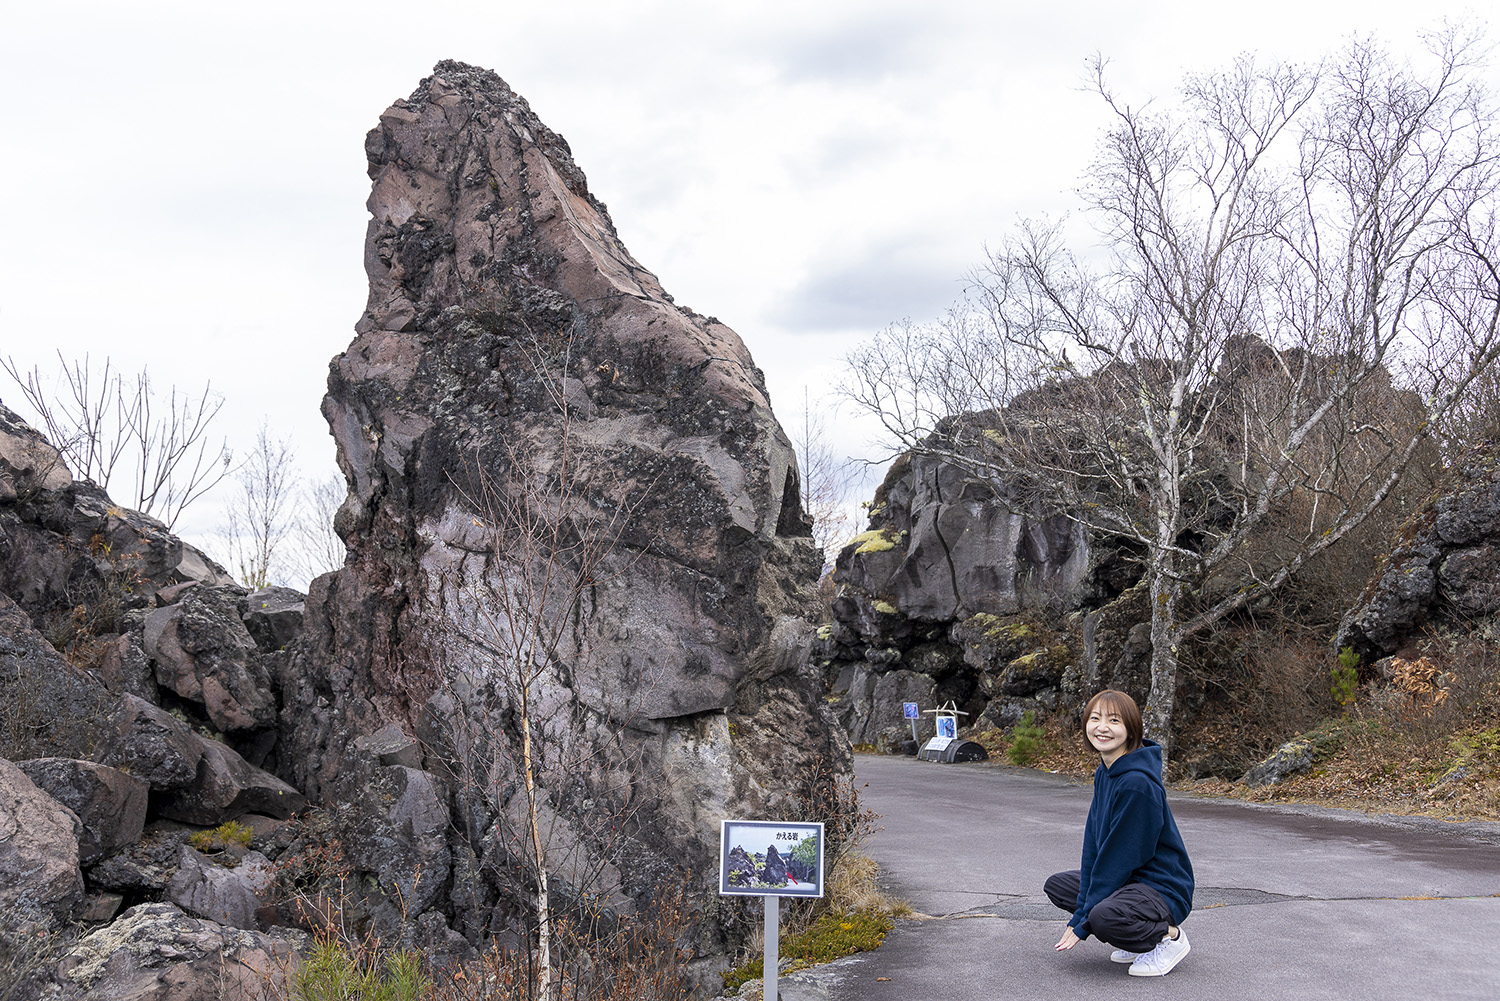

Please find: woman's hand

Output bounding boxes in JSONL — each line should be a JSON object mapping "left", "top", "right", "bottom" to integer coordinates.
{"left": 1055, "top": 926, "right": 1081, "bottom": 951}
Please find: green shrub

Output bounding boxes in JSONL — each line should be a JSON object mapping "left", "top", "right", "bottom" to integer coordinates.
{"left": 188, "top": 819, "right": 254, "bottom": 852}
{"left": 1331, "top": 646, "right": 1360, "bottom": 707}
{"left": 291, "top": 941, "right": 427, "bottom": 1001}
{"left": 1007, "top": 711, "right": 1046, "bottom": 766}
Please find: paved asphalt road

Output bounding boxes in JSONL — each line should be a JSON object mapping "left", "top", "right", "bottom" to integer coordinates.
{"left": 782, "top": 754, "right": 1500, "bottom": 1001}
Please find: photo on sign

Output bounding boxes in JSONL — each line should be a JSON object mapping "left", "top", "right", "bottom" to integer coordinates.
{"left": 719, "top": 820, "right": 824, "bottom": 897}
{"left": 936, "top": 716, "right": 957, "bottom": 739}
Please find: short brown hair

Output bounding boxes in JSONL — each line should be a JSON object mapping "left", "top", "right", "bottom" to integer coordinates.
{"left": 1082, "top": 690, "right": 1144, "bottom": 754}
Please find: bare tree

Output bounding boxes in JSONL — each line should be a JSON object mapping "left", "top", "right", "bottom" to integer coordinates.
{"left": 291, "top": 472, "right": 349, "bottom": 583}
{"left": 789, "top": 387, "right": 860, "bottom": 571}
{"left": 2, "top": 352, "right": 231, "bottom": 528}
{"left": 221, "top": 425, "right": 298, "bottom": 589}
{"left": 843, "top": 31, "right": 1500, "bottom": 770}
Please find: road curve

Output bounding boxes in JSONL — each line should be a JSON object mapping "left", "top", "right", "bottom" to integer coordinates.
{"left": 807, "top": 754, "right": 1500, "bottom": 1001}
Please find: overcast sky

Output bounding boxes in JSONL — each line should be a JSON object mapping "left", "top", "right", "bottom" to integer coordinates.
{"left": 1, "top": 0, "right": 1491, "bottom": 578}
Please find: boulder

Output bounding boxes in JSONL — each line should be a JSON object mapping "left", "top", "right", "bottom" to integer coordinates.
{"left": 88, "top": 826, "right": 188, "bottom": 896}
{"left": 15, "top": 757, "right": 149, "bottom": 864}
{"left": 837, "top": 453, "right": 1091, "bottom": 624}
{"left": 0, "top": 757, "right": 84, "bottom": 926}
{"left": 143, "top": 585, "right": 275, "bottom": 733}
{"left": 155, "top": 736, "right": 306, "bottom": 825}
{"left": 1241, "top": 737, "right": 1317, "bottom": 788}
{"left": 837, "top": 667, "right": 935, "bottom": 747}
{"left": 761, "top": 844, "right": 788, "bottom": 886}
{"left": 97, "top": 630, "right": 160, "bottom": 701}
{"left": 51, "top": 902, "right": 305, "bottom": 1001}
{"left": 94, "top": 695, "right": 204, "bottom": 791}
{"left": 166, "top": 846, "right": 275, "bottom": 930}
{"left": 725, "top": 845, "right": 754, "bottom": 887}
{"left": 0, "top": 458, "right": 234, "bottom": 643}
{"left": 0, "top": 399, "right": 72, "bottom": 500}
{"left": 336, "top": 764, "right": 451, "bottom": 917}
{"left": 240, "top": 586, "right": 306, "bottom": 651}
{"left": 1241, "top": 724, "right": 1345, "bottom": 788}
{"left": 352, "top": 721, "right": 423, "bottom": 769}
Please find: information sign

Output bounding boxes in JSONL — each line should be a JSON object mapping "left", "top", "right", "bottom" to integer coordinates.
{"left": 936, "top": 715, "right": 957, "bottom": 738}
{"left": 719, "top": 820, "right": 825, "bottom": 898}
{"left": 903, "top": 702, "right": 920, "bottom": 719}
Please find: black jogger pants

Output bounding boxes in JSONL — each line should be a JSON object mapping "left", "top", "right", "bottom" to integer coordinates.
{"left": 1044, "top": 870, "right": 1172, "bottom": 953}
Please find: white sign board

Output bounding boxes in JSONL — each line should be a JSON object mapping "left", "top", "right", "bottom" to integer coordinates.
{"left": 719, "top": 820, "right": 825, "bottom": 898}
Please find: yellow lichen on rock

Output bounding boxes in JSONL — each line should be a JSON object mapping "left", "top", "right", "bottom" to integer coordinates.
{"left": 849, "top": 529, "right": 902, "bottom": 555}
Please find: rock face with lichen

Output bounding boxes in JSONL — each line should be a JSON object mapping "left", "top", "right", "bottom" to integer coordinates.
{"left": 1339, "top": 442, "right": 1500, "bottom": 658}
{"left": 820, "top": 451, "right": 1109, "bottom": 752}
{"left": 275, "top": 59, "right": 846, "bottom": 982}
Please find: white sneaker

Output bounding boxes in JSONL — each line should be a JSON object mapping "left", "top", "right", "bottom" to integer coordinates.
{"left": 1127, "top": 929, "right": 1190, "bottom": 977}
{"left": 1109, "top": 949, "right": 1142, "bottom": 964}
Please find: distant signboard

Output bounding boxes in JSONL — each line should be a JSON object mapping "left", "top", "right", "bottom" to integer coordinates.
{"left": 903, "top": 702, "right": 920, "bottom": 719}
{"left": 719, "top": 820, "right": 825, "bottom": 898}
{"left": 936, "top": 715, "right": 957, "bottom": 738}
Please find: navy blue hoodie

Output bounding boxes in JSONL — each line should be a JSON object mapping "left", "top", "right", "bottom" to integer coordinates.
{"left": 1071, "top": 740, "right": 1194, "bottom": 936}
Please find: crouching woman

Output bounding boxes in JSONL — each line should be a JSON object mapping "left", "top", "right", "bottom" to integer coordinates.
{"left": 1046, "top": 689, "right": 1194, "bottom": 977}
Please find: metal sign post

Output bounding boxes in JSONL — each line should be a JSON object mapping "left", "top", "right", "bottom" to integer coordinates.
{"left": 719, "top": 820, "right": 825, "bottom": 1001}
{"left": 903, "top": 701, "right": 920, "bottom": 743}
{"left": 764, "top": 894, "right": 778, "bottom": 1001}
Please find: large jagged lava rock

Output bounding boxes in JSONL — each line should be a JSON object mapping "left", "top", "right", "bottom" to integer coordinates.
{"left": 280, "top": 60, "right": 843, "bottom": 973}
{"left": 1339, "top": 442, "right": 1500, "bottom": 657}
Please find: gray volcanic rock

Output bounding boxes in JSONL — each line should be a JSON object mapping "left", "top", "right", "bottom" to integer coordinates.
{"left": 0, "top": 398, "right": 72, "bottom": 500}
{"left": 50, "top": 902, "right": 305, "bottom": 1001}
{"left": 166, "top": 846, "right": 275, "bottom": 930}
{"left": 87, "top": 826, "right": 188, "bottom": 896}
{"left": 0, "top": 590, "right": 115, "bottom": 762}
{"left": 94, "top": 695, "right": 205, "bottom": 791}
{"left": 16, "top": 758, "right": 149, "bottom": 864}
{"left": 0, "top": 757, "right": 85, "bottom": 926}
{"left": 241, "top": 586, "right": 306, "bottom": 651}
{"left": 155, "top": 735, "right": 305, "bottom": 825}
{"left": 824, "top": 451, "right": 1095, "bottom": 745}
{"left": 837, "top": 668, "right": 935, "bottom": 748}
{"left": 144, "top": 585, "right": 275, "bottom": 733}
{"left": 839, "top": 453, "right": 1090, "bottom": 623}
{"left": 0, "top": 408, "right": 234, "bottom": 641}
{"left": 275, "top": 59, "right": 842, "bottom": 967}
{"left": 333, "top": 762, "right": 451, "bottom": 917}
{"left": 1339, "top": 443, "right": 1500, "bottom": 656}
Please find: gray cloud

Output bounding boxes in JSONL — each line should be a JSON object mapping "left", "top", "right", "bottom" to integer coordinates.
{"left": 764, "top": 10, "right": 953, "bottom": 85}
{"left": 772, "top": 240, "right": 970, "bottom": 332}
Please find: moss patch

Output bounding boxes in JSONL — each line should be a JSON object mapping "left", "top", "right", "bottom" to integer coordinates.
{"left": 849, "top": 528, "right": 904, "bottom": 555}
{"left": 721, "top": 909, "right": 894, "bottom": 993}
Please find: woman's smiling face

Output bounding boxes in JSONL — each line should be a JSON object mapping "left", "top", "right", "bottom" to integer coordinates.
{"left": 1086, "top": 705, "right": 1129, "bottom": 764}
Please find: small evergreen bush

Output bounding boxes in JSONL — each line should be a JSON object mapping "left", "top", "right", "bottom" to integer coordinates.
{"left": 1331, "top": 646, "right": 1360, "bottom": 707}
{"left": 1007, "top": 711, "right": 1046, "bottom": 766}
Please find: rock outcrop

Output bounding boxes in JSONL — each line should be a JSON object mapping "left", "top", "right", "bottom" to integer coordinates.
{"left": 264, "top": 58, "right": 843, "bottom": 975}
{"left": 821, "top": 450, "right": 1098, "bottom": 752}
{"left": 1339, "top": 442, "right": 1500, "bottom": 657}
